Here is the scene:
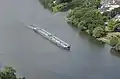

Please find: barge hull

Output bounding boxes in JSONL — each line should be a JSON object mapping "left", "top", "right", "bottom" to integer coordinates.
{"left": 28, "top": 25, "right": 70, "bottom": 50}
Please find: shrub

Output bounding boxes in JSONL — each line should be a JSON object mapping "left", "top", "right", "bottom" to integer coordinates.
{"left": 67, "top": 7, "right": 108, "bottom": 32}
{"left": 78, "top": 20, "right": 87, "bottom": 30}
{"left": 106, "top": 20, "right": 120, "bottom": 32}
{"left": 52, "top": 3, "right": 68, "bottom": 12}
{"left": 92, "top": 27, "right": 105, "bottom": 38}
{"left": 109, "top": 36, "right": 119, "bottom": 46}
{"left": 0, "top": 66, "right": 25, "bottom": 79}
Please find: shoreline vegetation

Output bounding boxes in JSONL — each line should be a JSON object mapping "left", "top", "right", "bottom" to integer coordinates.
{"left": 0, "top": 66, "right": 25, "bottom": 79}
{"left": 39, "top": 0, "right": 120, "bottom": 52}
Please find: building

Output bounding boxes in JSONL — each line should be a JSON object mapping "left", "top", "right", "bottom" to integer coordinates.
{"left": 101, "top": 0, "right": 120, "bottom": 5}
{"left": 99, "top": 0, "right": 120, "bottom": 13}
{"left": 109, "top": 0, "right": 120, "bottom": 5}
{"left": 114, "top": 14, "right": 120, "bottom": 21}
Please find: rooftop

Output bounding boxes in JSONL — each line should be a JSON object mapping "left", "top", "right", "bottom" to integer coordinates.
{"left": 100, "top": 0, "right": 120, "bottom": 12}
{"left": 101, "top": 0, "right": 120, "bottom": 5}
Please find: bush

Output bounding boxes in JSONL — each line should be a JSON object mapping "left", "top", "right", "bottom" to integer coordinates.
{"left": 106, "top": 20, "right": 120, "bottom": 32}
{"left": 66, "top": 0, "right": 101, "bottom": 10}
{"left": 92, "top": 27, "right": 105, "bottom": 38}
{"left": 109, "top": 36, "right": 119, "bottom": 46}
{"left": 67, "top": 15, "right": 78, "bottom": 25}
{"left": 67, "top": 7, "right": 109, "bottom": 36}
{"left": 52, "top": 3, "right": 68, "bottom": 12}
{"left": 0, "top": 66, "right": 25, "bottom": 79}
{"left": 78, "top": 20, "right": 87, "bottom": 30}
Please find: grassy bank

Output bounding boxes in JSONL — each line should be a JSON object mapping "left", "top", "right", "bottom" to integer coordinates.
{"left": 39, "top": 0, "right": 120, "bottom": 52}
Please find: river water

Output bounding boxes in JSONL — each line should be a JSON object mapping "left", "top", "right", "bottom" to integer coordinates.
{"left": 0, "top": 0, "right": 120, "bottom": 79}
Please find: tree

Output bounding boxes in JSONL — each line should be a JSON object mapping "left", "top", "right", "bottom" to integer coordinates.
{"left": 109, "top": 36, "right": 119, "bottom": 46}
{"left": 106, "top": 20, "right": 120, "bottom": 32}
{"left": 52, "top": 3, "right": 68, "bottom": 12}
{"left": 0, "top": 66, "right": 25, "bottom": 79}
{"left": 92, "top": 27, "right": 105, "bottom": 38}
{"left": 78, "top": 20, "right": 87, "bottom": 30}
{"left": 56, "top": 0, "right": 72, "bottom": 3}
{"left": 67, "top": 6, "right": 108, "bottom": 36}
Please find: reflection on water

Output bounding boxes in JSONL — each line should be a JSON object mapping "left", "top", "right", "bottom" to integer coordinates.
{"left": 110, "top": 48, "right": 120, "bottom": 58}
{"left": 79, "top": 31, "right": 105, "bottom": 47}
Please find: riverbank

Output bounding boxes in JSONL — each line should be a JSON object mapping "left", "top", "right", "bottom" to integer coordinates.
{"left": 39, "top": 0, "right": 120, "bottom": 52}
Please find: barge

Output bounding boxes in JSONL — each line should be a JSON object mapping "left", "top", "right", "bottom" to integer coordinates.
{"left": 27, "top": 24, "right": 71, "bottom": 50}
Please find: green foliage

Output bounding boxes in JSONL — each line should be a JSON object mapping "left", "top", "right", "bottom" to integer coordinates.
{"left": 109, "top": 36, "right": 119, "bottom": 46}
{"left": 67, "top": 7, "right": 108, "bottom": 35}
{"left": 66, "top": 0, "right": 101, "bottom": 10}
{"left": 78, "top": 20, "right": 87, "bottom": 30}
{"left": 66, "top": 0, "right": 86, "bottom": 9}
{"left": 39, "top": 0, "right": 71, "bottom": 10}
{"left": 39, "top": 0, "right": 101, "bottom": 11}
{"left": 106, "top": 20, "right": 120, "bottom": 32}
{"left": 39, "top": 0, "right": 120, "bottom": 51}
{"left": 92, "top": 27, "right": 105, "bottom": 38}
{"left": 52, "top": 3, "right": 68, "bottom": 12}
{"left": 0, "top": 66, "right": 25, "bottom": 79}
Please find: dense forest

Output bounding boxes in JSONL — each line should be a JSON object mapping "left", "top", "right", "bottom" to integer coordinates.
{"left": 39, "top": 0, "right": 120, "bottom": 52}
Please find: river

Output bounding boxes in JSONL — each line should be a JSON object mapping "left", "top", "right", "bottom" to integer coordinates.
{"left": 0, "top": 0, "right": 120, "bottom": 79}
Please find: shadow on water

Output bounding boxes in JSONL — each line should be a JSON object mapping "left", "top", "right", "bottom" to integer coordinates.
{"left": 79, "top": 31, "right": 105, "bottom": 47}
{"left": 38, "top": 0, "right": 53, "bottom": 12}
{"left": 68, "top": 24, "right": 104, "bottom": 45}
{"left": 110, "top": 48, "right": 120, "bottom": 58}
{"left": 38, "top": 0, "right": 46, "bottom": 8}
{"left": 67, "top": 24, "right": 105, "bottom": 49}
{"left": 67, "top": 23, "right": 80, "bottom": 31}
